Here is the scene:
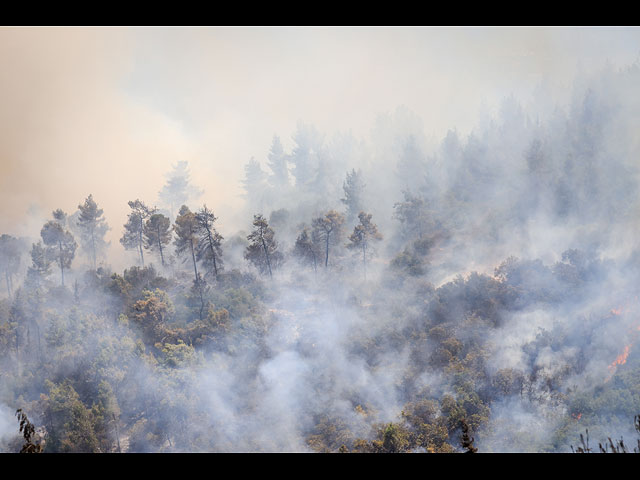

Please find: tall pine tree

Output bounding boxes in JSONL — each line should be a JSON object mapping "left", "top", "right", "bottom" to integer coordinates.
{"left": 0, "top": 234, "right": 23, "bottom": 298}
{"left": 341, "top": 169, "right": 366, "bottom": 224}
{"left": 158, "top": 161, "right": 203, "bottom": 221}
{"left": 173, "top": 205, "right": 200, "bottom": 282}
{"left": 195, "top": 205, "right": 223, "bottom": 279}
{"left": 120, "top": 200, "right": 155, "bottom": 267}
{"left": 293, "top": 225, "right": 322, "bottom": 274}
{"left": 266, "top": 135, "right": 289, "bottom": 189}
{"left": 311, "top": 210, "right": 345, "bottom": 268}
{"left": 245, "top": 214, "right": 282, "bottom": 278}
{"left": 347, "top": 211, "right": 382, "bottom": 280}
{"left": 76, "top": 194, "right": 109, "bottom": 270}
{"left": 40, "top": 211, "right": 77, "bottom": 287}
{"left": 143, "top": 213, "right": 172, "bottom": 267}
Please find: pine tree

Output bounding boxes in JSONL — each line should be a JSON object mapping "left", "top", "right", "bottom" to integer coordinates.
{"left": 266, "top": 135, "right": 289, "bottom": 189}
{"left": 52, "top": 208, "right": 67, "bottom": 226}
{"left": 76, "top": 194, "right": 109, "bottom": 270}
{"left": 290, "top": 122, "right": 324, "bottom": 188}
{"left": 245, "top": 214, "right": 282, "bottom": 278}
{"left": 341, "top": 169, "right": 366, "bottom": 224}
{"left": 393, "top": 191, "right": 435, "bottom": 242}
{"left": 158, "top": 161, "right": 203, "bottom": 221}
{"left": 347, "top": 211, "right": 382, "bottom": 280}
{"left": 26, "top": 241, "right": 51, "bottom": 286}
{"left": 312, "top": 210, "right": 345, "bottom": 268}
{"left": 0, "top": 234, "right": 23, "bottom": 298}
{"left": 293, "top": 226, "right": 322, "bottom": 274}
{"left": 173, "top": 205, "right": 200, "bottom": 282}
{"left": 396, "top": 135, "right": 427, "bottom": 192}
{"left": 143, "top": 213, "right": 172, "bottom": 267}
{"left": 242, "top": 157, "right": 268, "bottom": 213}
{"left": 120, "top": 200, "right": 155, "bottom": 267}
{"left": 40, "top": 211, "right": 77, "bottom": 286}
{"left": 195, "top": 205, "right": 223, "bottom": 279}
{"left": 190, "top": 272, "right": 209, "bottom": 321}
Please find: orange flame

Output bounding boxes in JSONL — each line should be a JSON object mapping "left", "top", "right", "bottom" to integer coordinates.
{"left": 605, "top": 342, "right": 633, "bottom": 383}
{"left": 572, "top": 413, "right": 582, "bottom": 420}
{"left": 605, "top": 299, "right": 640, "bottom": 382}
{"left": 612, "top": 345, "right": 630, "bottom": 368}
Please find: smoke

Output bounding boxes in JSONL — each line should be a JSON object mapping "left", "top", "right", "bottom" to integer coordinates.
{"left": 0, "top": 404, "right": 17, "bottom": 447}
{"left": 3, "top": 27, "right": 640, "bottom": 453}
{"left": 3, "top": 27, "right": 639, "bottom": 246}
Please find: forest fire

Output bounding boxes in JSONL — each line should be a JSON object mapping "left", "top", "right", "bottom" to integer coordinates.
{"left": 603, "top": 297, "right": 640, "bottom": 381}
{"left": 609, "top": 345, "right": 631, "bottom": 370}
{"left": 605, "top": 344, "right": 632, "bottom": 382}
{"left": 3, "top": 27, "right": 640, "bottom": 454}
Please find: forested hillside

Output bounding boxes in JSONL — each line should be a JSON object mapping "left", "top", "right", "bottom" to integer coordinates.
{"left": 2, "top": 58, "right": 640, "bottom": 453}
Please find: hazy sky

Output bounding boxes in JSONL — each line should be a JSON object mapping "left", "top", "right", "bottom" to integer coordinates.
{"left": 1, "top": 26, "right": 639, "bottom": 254}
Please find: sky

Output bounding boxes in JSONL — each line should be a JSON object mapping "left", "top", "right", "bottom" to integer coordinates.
{"left": 1, "top": 26, "right": 639, "bottom": 261}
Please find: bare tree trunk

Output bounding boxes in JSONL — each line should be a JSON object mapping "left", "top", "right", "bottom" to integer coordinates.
{"left": 204, "top": 226, "right": 219, "bottom": 278}
{"left": 208, "top": 231, "right": 219, "bottom": 277}
{"left": 156, "top": 225, "right": 165, "bottom": 267}
{"left": 138, "top": 228, "right": 145, "bottom": 267}
{"left": 190, "top": 239, "right": 199, "bottom": 282}
{"left": 260, "top": 230, "right": 273, "bottom": 278}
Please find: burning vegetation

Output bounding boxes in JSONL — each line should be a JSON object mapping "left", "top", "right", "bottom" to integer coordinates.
{"left": 2, "top": 30, "right": 640, "bottom": 453}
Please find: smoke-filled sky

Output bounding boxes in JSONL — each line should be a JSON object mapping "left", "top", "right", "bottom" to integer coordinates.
{"left": 1, "top": 26, "right": 639, "bottom": 252}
